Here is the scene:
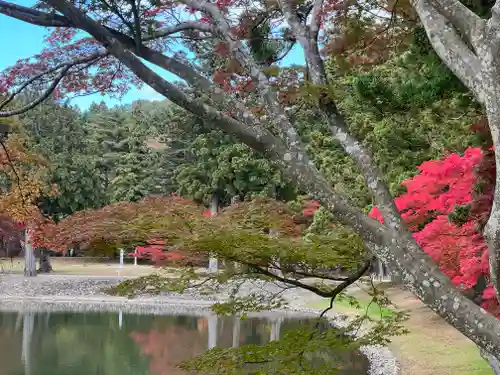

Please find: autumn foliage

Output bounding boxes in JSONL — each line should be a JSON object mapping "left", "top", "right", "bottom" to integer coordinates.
{"left": 369, "top": 136, "right": 499, "bottom": 314}
{"left": 37, "top": 194, "right": 308, "bottom": 263}
{"left": 37, "top": 194, "right": 202, "bottom": 253}
{"left": 0, "top": 126, "right": 56, "bottom": 248}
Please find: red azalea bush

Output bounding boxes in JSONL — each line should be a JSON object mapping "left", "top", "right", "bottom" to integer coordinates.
{"left": 370, "top": 144, "right": 499, "bottom": 315}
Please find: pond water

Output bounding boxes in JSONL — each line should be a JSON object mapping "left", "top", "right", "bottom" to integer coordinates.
{"left": 0, "top": 310, "right": 369, "bottom": 375}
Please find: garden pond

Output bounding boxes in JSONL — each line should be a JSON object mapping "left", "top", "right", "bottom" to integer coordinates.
{"left": 0, "top": 310, "right": 369, "bottom": 375}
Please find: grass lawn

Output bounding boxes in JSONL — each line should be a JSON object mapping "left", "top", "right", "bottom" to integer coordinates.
{"left": 307, "top": 296, "right": 395, "bottom": 319}
{"left": 307, "top": 290, "right": 493, "bottom": 375}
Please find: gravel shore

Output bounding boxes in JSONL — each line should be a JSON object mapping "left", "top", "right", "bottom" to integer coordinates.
{"left": 0, "top": 273, "right": 399, "bottom": 375}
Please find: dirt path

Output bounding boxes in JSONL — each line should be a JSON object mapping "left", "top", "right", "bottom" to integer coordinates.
{"left": 367, "top": 288, "right": 491, "bottom": 375}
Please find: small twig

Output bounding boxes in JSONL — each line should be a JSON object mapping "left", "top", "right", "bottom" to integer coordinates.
{"left": 129, "top": 0, "right": 143, "bottom": 50}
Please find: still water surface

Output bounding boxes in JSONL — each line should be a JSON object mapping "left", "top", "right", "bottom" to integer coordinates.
{"left": 0, "top": 310, "right": 368, "bottom": 375}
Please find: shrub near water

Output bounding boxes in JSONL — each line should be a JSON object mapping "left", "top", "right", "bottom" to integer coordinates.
{"left": 370, "top": 142, "right": 498, "bottom": 315}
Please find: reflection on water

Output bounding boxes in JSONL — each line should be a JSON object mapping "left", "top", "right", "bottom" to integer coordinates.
{"left": 0, "top": 310, "right": 368, "bottom": 375}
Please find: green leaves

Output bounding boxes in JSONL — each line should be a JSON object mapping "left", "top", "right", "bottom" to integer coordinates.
{"left": 179, "top": 326, "right": 358, "bottom": 375}
{"left": 211, "top": 294, "right": 287, "bottom": 316}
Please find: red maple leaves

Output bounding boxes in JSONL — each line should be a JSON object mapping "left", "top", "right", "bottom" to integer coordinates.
{"left": 370, "top": 146, "right": 498, "bottom": 315}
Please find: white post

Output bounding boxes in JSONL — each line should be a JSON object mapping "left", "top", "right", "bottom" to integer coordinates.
{"left": 118, "top": 249, "right": 124, "bottom": 276}
{"left": 232, "top": 317, "right": 241, "bottom": 348}
{"left": 208, "top": 314, "right": 218, "bottom": 349}
{"left": 134, "top": 248, "right": 138, "bottom": 266}
{"left": 208, "top": 193, "right": 218, "bottom": 273}
{"left": 119, "top": 311, "right": 123, "bottom": 329}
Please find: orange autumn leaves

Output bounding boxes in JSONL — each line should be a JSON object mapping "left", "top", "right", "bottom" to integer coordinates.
{"left": 38, "top": 195, "right": 309, "bottom": 253}
{"left": 0, "top": 131, "right": 56, "bottom": 225}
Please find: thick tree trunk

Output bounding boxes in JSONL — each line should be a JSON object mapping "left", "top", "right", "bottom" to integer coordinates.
{"left": 482, "top": 80, "right": 500, "bottom": 303}
{"left": 38, "top": 249, "right": 52, "bottom": 273}
{"left": 23, "top": 228, "right": 36, "bottom": 277}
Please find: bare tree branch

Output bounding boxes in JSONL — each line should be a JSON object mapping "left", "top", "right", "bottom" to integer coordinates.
{"left": 488, "top": 1, "right": 500, "bottom": 31}
{"left": 308, "top": 0, "right": 325, "bottom": 41}
{"left": 281, "top": 1, "right": 406, "bottom": 232}
{"left": 412, "top": 0, "right": 484, "bottom": 102}
{"left": 245, "top": 259, "right": 370, "bottom": 298}
{"left": 0, "top": 52, "right": 105, "bottom": 117}
{"left": 150, "top": 21, "right": 214, "bottom": 38}
{"left": 484, "top": 1, "right": 500, "bottom": 61}
{"left": 0, "top": 66, "right": 66, "bottom": 118}
{"left": 285, "top": 269, "right": 350, "bottom": 282}
{"left": 182, "top": 0, "right": 305, "bottom": 152}
{"left": 0, "top": 1, "right": 213, "bottom": 42}
{"left": 0, "top": 51, "right": 106, "bottom": 114}
{"left": 428, "top": 0, "right": 485, "bottom": 48}
{"left": 102, "top": 0, "right": 135, "bottom": 35}
{"left": 0, "top": 0, "right": 70, "bottom": 27}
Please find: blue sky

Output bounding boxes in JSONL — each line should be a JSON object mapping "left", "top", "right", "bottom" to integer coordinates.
{"left": 0, "top": 0, "right": 304, "bottom": 110}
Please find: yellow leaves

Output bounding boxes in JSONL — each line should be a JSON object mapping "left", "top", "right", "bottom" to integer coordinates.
{"left": 0, "top": 133, "right": 53, "bottom": 223}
